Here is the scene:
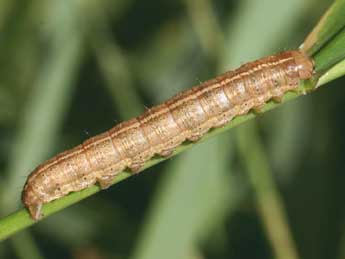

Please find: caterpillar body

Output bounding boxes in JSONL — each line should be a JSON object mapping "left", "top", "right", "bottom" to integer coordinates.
{"left": 22, "top": 50, "right": 314, "bottom": 220}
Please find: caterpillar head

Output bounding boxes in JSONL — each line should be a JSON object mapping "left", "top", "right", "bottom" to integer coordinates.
{"left": 291, "top": 51, "right": 314, "bottom": 80}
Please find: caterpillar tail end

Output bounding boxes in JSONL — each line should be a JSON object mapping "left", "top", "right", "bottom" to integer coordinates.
{"left": 22, "top": 182, "right": 43, "bottom": 220}
{"left": 27, "top": 203, "right": 43, "bottom": 220}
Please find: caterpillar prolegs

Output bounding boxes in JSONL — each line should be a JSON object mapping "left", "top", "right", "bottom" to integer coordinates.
{"left": 22, "top": 50, "right": 314, "bottom": 220}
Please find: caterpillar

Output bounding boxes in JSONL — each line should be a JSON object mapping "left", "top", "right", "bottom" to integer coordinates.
{"left": 22, "top": 50, "right": 314, "bottom": 220}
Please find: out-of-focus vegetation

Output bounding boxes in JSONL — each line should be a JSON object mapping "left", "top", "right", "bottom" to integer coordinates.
{"left": 0, "top": 0, "right": 345, "bottom": 258}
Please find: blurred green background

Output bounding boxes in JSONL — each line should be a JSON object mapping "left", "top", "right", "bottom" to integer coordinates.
{"left": 1, "top": 0, "right": 345, "bottom": 258}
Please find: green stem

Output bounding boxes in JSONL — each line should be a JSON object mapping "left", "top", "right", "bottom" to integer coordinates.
{"left": 303, "top": 0, "right": 345, "bottom": 56}
{"left": 313, "top": 28, "right": 345, "bottom": 73}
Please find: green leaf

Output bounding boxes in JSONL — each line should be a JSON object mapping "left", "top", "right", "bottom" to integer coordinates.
{"left": 313, "top": 27, "right": 345, "bottom": 73}
{"left": 303, "top": 0, "right": 345, "bottom": 56}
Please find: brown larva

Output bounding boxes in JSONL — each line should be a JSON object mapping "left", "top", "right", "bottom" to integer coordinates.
{"left": 22, "top": 50, "right": 314, "bottom": 220}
